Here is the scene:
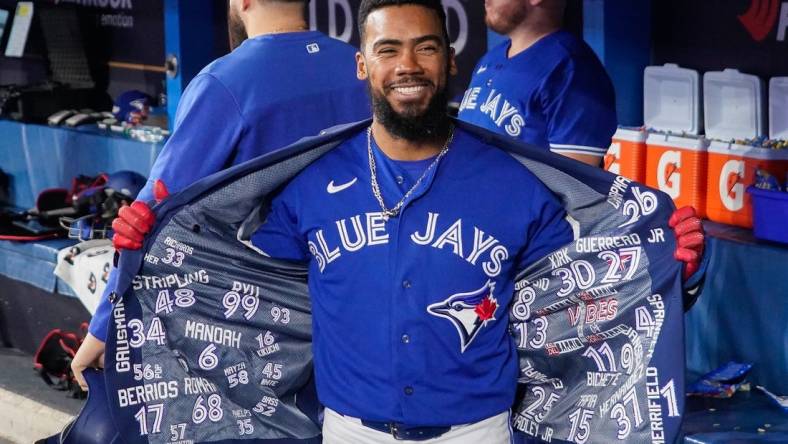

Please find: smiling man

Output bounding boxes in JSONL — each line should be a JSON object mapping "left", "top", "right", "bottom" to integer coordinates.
{"left": 105, "top": 1, "right": 703, "bottom": 442}
{"left": 249, "top": 1, "right": 574, "bottom": 442}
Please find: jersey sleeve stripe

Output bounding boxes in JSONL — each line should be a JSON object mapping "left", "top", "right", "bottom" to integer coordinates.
{"left": 549, "top": 143, "right": 607, "bottom": 156}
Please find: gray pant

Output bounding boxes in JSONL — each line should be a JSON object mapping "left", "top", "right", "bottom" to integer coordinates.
{"left": 322, "top": 408, "right": 513, "bottom": 444}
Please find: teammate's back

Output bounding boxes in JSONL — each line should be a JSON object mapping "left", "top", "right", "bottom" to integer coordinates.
{"left": 141, "top": 30, "right": 371, "bottom": 201}
{"left": 202, "top": 31, "right": 370, "bottom": 163}
{"left": 90, "top": 31, "right": 369, "bottom": 345}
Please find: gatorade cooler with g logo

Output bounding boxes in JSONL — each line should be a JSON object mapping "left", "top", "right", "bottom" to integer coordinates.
{"left": 702, "top": 69, "right": 774, "bottom": 227}
{"left": 706, "top": 142, "right": 788, "bottom": 227}
{"left": 645, "top": 133, "right": 709, "bottom": 217}
{"left": 605, "top": 127, "right": 647, "bottom": 182}
{"left": 642, "top": 64, "right": 706, "bottom": 214}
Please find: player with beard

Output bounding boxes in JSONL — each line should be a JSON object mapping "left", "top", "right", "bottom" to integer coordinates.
{"left": 458, "top": 0, "right": 616, "bottom": 167}
{"left": 103, "top": 1, "right": 704, "bottom": 441}
{"left": 71, "top": 0, "right": 370, "bottom": 436}
{"left": 247, "top": 1, "right": 574, "bottom": 442}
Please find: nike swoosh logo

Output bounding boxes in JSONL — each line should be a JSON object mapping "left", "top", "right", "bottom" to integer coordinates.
{"left": 476, "top": 65, "right": 487, "bottom": 74}
{"left": 327, "top": 178, "right": 358, "bottom": 194}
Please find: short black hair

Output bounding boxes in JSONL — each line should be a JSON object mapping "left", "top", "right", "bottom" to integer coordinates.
{"left": 357, "top": 0, "right": 449, "bottom": 48}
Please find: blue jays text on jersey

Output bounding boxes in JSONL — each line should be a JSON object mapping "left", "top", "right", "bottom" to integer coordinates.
{"left": 250, "top": 127, "right": 574, "bottom": 426}
{"left": 458, "top": 31, "right": 617, "bottom": 157}
{"left": 88, "top": 30, "right": 371, "bottom": 342}
{"left": 100, "top": 120, "right": 686, "bottom": 444}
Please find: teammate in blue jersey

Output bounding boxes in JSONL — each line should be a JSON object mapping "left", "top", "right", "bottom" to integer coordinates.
{"left": 461, "top": 0, "right": 706, "bottom": 302}
{"left": 72, "top": 0, "right": 370, "bottom": 396}
{"left": 458, "top": 0, "right": 617, "bottom": 167}
{"left": 247, "top": 1, "right": 574, "bottom": 441}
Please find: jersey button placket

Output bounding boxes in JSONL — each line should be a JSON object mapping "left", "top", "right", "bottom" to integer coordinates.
{"left": 487, "top": 64, "right": 503, "bottom": 87}
{"left": 396, "top": 275, "right": 421, "bottom": 415}
{"left": 391, "top": 189, "right": 433, "bottom": 418}
{"left": 398, "top": 277, "right": 420, "bottom": 414}
{"left": 399, "top": 277, "right": 412, "bottom": 401}
{"left": 386, "top": 213, "right": 411, "bottom": 418}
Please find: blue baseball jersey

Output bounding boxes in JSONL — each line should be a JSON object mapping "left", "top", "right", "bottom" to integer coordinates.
{"left": 458, "top": 31, "right": 617, "bottom": 157}
{"left": 250, "top": 127, "right": 574, "bottom": 425}
{"left": 89, "top": 31, "right": 370, "bottom": 341}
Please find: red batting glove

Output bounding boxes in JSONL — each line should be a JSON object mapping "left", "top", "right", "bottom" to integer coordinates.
{"left": 668, "top": 206, "right": 705, "bottom": 281}
{"left": 112, "top": 180, "right": 169, "bottom": 250}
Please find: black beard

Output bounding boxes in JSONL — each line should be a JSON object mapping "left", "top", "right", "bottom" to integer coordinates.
{"left": 228, "top": 6, "right": 248, "bottom": 51}
{"left": 370, "top": 85, "right": 451, "bottom": 143}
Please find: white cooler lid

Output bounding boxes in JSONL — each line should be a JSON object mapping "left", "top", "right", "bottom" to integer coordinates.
{"left": 704, "top": 68, "right": 765, "bottom": 140}
{"left": 769, "top": 77, "right": 788, "bottom": 140}
{"left": 646, "top": 132, "right": 708, "bottom": 151}
{"left": 708, "top": 139, "right": 788, "bottom": 160}
{"left": 643, "top": 63, "right": 702, "bottom": 134}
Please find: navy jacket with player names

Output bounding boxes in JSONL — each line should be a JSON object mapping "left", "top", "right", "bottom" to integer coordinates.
{"left": 102, "top": 119, "right": 686, "bottom": 444}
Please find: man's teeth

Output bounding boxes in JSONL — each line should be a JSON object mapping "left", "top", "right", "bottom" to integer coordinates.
{"left": 394, "top": 85, "right": 425, "bottom": 95}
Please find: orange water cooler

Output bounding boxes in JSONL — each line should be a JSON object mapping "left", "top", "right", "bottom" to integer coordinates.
{"left": 642, "top": 64, "right": 706, "bottom": 214}
{"left": 705, "top": 142, "right": 788, "bottom": 227}
{"left": 605, "top": 128, "right": 647, "bottom": 182}
{"left": 645, "top": 133, "right": 709, "bottom": 217}
{"left": 701, "top": 69, "right": 775, "bottom": 227}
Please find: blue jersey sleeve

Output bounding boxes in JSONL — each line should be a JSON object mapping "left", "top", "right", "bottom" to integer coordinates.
{"left": 249, "top": 185, "right": 310, "bottom": 262}
{"left": 516, "top": 183, "right": 575, "bottom": 270}
{"left": 136, "top": 73, "right": 245, "bottom": 201}
{"left": 89, "top": 74, "right": 245, "bottom": 342}
{"left": 540, "top": 59, "right": 617, "bottom": 158}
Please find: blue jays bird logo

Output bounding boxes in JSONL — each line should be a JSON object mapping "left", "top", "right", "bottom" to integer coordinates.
{"left": 427, "top": 281, "right": 499, "bottom": 353}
